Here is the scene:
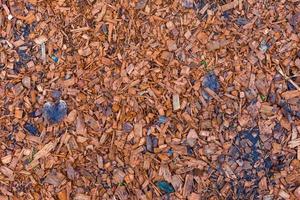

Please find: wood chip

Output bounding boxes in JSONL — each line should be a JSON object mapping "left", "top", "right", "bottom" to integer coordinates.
{"left": 220, "top": 0, "right": 239, "bottom": 12}
{"left": 0, "top": 166, "right": 14, "bottom": 180}
{"left": 183, "top": 174, "right": 194, "bottom": 198}
{"left": 0, "top": 0, "right": 299, "bottom": 198}
{"left": 22, "top": 76, "right": 31, "bottom": 89}
{"left": 173, "top": 94, "right": 180, "bottom": 111}
{"left": 1, "top": 155, "right": 12, "bottom": 164}
{"left": 34, "top": 35, "right": 48, "bottom": 44}
{"left": 186, "top": 129, "right": 198, "bottom": 147}
{"left": 279, "top": 190, "right": 290, "bottom": 200}
{"left": 207, "top": 39, "right": 230, "bottom": 51}
{"left": 282, "top": 90, "right": 300, "bottom": 100}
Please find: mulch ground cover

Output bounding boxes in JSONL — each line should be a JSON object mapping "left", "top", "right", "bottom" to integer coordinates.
{"left": 1, "top": 0, "right": 300, "bottom": 199}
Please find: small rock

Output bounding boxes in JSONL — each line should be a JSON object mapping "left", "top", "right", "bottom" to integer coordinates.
{"left": 146, "top": 136, "right": 152, "bottom": 152}
{"left": 289, "top": 12, "right": 300, "bottom": 28}
{"left": 123, "top": 122, "right": 133, "bottom": 133}
{"left": 146, "top": 135, "right": 158, "bottom": 152}
{"left": 22, "top": 76, "right": 31, "bottom": 89}
{"left": 43, "top": 100, "right": 68, "bottom": 123}
{"left": 157, "top": 115, "right": 168, "bottom": 124}
{"left": 167, "top": 148, "right": 173, "bottom": 156}
{"left": 100, "top": 24, "right": 108, "bottom": 34}
{"left": 156, "top": 180, "right": 175, "bottom": 194}
{"left": 51, "top": 55, "right": 59, "bottom": 63}
{"left": 187, "top": 145, "right": 194, "bottom": 155}
{"left": 21, "top": 24, "right": 31, "bottom": 38}
{"left": 52, "top": 90, "right": 62, "bottom": 100}
{"left": 135, "top": 0, "right": 147, "bottom": 9}
{"left": 182, "top": 0, "right": 194, "bottom": 8}
{"left": 236, "top": 18, "right": 248, "bottom": 26}
{"left": 24, "top": 122, "right": 40, "bottom": 136}
{"left": 202, "top": 72, "right": 220, "bottom": 100}
{"left": 259, "top": 40, "right": 269, "bottom": 53}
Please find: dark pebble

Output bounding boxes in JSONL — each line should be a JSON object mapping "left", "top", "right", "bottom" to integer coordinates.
{"left": 25, "top": 2, "right": 34, "bottom": 10}
{"left": 222, "top": 11, "right": 230, "bottom": 20}
{"left": 28, "top": 109, "right": 42, "bottom": 118}
{"left": 51, "top": 55, "right": 59, "bottom": 63}
{"left": 157, "top": 115, "right": 168, "bottom": 125}
{"left": 264, "top": 157, "right": 272, "bottom": 170}
{"left": 152, "top": 136, "right": 158, "bottom": 148}
{"left": 104, "top": 105, "right": 112, "bottom": 117}
{"left": 229, "top": 146, "right": 241, "bottom": 160}
{"left": 146, "top": 135, "right": 153, "bottom": 152}
{"left": 156, "top": 180, "right": 175, "bottom": 194}
{"left": 194, "top": 1, "right": 205, "bottom": 10}
{"left": 243, "top": 128, "right": 260, "bottom": 146}
{"left": 295, "top": 111, "right": 300, "bottom": 119}
{"left": 279, "top": 100, "right": 292, "bottom": 121}
{"left": 202, "top": 71, "right": 220, "bottom": 100}
{"left": 28, "top": 111, "right": 37, "bottom": 118}
{"left": 243, "top": 171, "right": 254, "bottom": 181}
{"left": 123, "top": 122, "right": 133, "bottom": 133}
{"left": 43, "top": 100, "right": 68, "bottom": 123}
{"left": 287, "top": 80, "right": 297, "bottom": 90}
{"left": 167, "top": 148, "right": 173, "bottom": 156}
{"left": 250, "top": 148, "right": 260, "bottom": 163}
{"left": 17, "top": 49, "right": 31, "bottom": 63}
{"left": 182, "top": 0, "right": 193, "bottom": 8}
{"left": 101, "top": 24, "right": 108, "bottom": 34}
{"left": 187, "top": 145, "right": 194, "bottom": 155}
{"left": 21, "top": 24, "right": 31, "bottom": 37}
{"left": 146, "top": 134, "right": 158, "bottom": 153}
{"left": 273, "top": 73, "right": 283, "bottom": 82}
{"left": 24, "top": 122, "right": 40, "bottom": 136}
{"left": 13, "top": 61, "right": 23, "bottom": 73}
{"left": 52, "top": 90, "right": 62, "bottom": 100}
{"left": 236, "top": 18, "right": 248, "bottom": 26}
{"left": 267, "top": 93, "right": 276, "bottom": 104}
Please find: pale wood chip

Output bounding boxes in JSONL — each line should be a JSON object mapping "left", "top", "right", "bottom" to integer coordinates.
{"left": 289, "top": 138, "right": 300, "bottom": 148}
{"left": 204, "top": 87, "right": 222, "bottom": 102}
{"left": 220, "top": 0, "right": 239, "bottom": 11}
{"left": 183, "top": 174, "right": 194, "bottom": 198}
{"left": 173, "top": 94, "right": 180, "bottom": 111}
{"left": 0, "top": 166, "right": 14, "bottom": 180}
